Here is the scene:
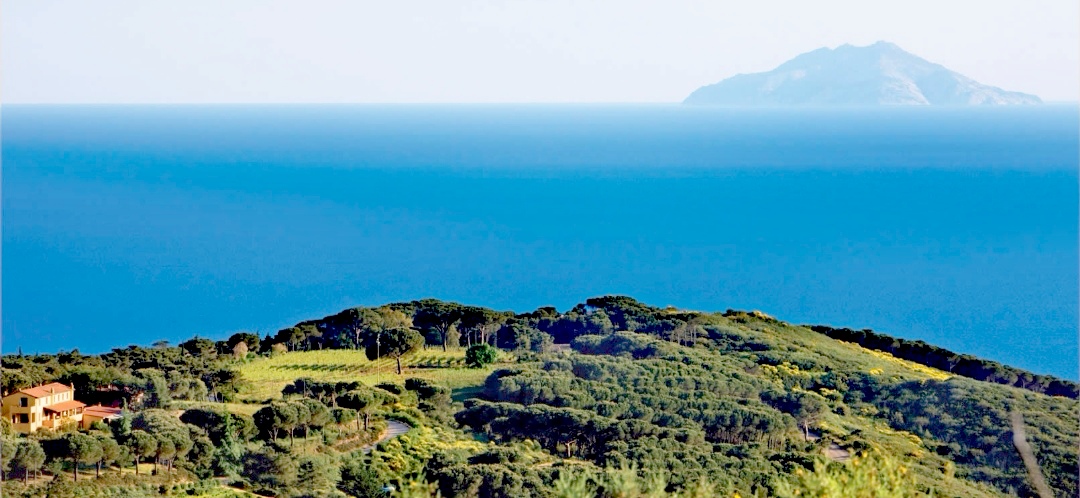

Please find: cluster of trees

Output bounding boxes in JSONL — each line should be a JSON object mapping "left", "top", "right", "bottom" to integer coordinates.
{"left": 528, "top": 298, "right": 784, "bottom": 355}
{"left": 254, "top": 399, "right": 333, "bottom": 444}
{"left": 268, "top": 301, "right": 509, "bottom": 354}
{"left": 2, "top": 338, "right": 249, "bottom": 407}
{"left": 256, "top": 296, "right": 717, "bottom": 358}
{"left": 179, "top": 406, "right": 255, "bottom": 479}
{"left": 809, "top": 325, "right": 1078, "bottom": 398}
{"left": 0, "top": 409, "right": 216, "bottom": 486}
{"left": 456, "top": 333, "right": 820, "bottom": 494}
{"left": 271, "top": 306, "right": 413, "bottom": 352}
{"left": 422, "top": 451, "right": 932, "bottom": 498}
{"left": 280, "top": 378, "right": 402, "bottom": 430}
{"left": 10, "top": 432, "right": 122, "bottom": 482}
{"left": 239, "top": 375, "right": 459, "bottom": 496}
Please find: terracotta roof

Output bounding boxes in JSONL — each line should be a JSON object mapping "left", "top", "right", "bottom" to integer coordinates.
{"left": 20, "top": 383, "right": 73, "bottom": 398}
{"left": 43, "top": 400, "right": 85, "bottom": 413}
{"left": 83, "top": 405, "right": 123, "bottom": 417}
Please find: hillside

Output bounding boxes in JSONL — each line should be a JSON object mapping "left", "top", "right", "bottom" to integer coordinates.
{"left": 1, "top": 296, "right": 1075, "bottom": 498}
{"left": 684, "top": 41, "right": 1042, "bottom": 106}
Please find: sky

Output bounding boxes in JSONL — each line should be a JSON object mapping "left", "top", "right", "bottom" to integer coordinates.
{"left": 3, "top": 1, "right": 1078, "bottom": 103}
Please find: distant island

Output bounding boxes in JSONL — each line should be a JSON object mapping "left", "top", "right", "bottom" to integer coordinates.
{"left": 684, "top": 41, "right": 1042, "bottom": 106}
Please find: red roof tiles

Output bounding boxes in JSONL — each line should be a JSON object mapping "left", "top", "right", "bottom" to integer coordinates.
{"left": 19, "top": 383, "right": 73, "bottom": 398}
{"left": 42, "top": 400, "right": 85, "bottom": 413}
{"left": 83, "top": 405, "right": 123, "bottom": 418}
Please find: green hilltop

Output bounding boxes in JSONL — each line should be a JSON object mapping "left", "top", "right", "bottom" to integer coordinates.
{"left": 1, "top": 296, "right": 1076, "bottom": 498}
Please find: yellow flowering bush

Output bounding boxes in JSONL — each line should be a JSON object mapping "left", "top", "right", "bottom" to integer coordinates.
{"left": 774, "top": 450, "right": 931, "bottom": 498}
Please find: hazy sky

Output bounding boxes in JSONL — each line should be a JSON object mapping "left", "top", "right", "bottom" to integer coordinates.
{"left": 4, "top": 1, "right": 1077, "bottom": 103}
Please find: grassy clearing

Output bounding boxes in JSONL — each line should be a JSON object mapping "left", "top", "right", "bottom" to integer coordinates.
{"left": 236, "top": 348, "right": 505, "bottom": 402}
{"left": 854, "top": 344, "right": 953, "bottom": 380}
{"left": 737, "top": 319, "right": 955, "bottom": 382}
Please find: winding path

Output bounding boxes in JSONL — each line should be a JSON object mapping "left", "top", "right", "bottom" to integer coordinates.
{"left": 361, "top": 420, "right": 412, "bottom": 454}
{"left": 807, "top": 430, "right": 851, "bottom": 462}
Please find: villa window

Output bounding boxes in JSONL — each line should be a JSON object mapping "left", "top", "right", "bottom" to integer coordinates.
{"left": 18, "top": 414, "right": 28, "bottom": 423}
{"left": 20, "top": 397, "right": 27, "bottom": 407}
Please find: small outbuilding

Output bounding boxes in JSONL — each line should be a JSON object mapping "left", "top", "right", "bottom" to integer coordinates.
{"left": 81, "top": 404, "right": 124, "bottom": 428}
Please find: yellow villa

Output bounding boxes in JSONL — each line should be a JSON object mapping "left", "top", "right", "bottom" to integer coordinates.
{"left": 1, "top": 382, "right": 85, "bottom": 433}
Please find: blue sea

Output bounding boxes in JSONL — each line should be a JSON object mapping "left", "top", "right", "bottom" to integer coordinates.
{"left": 3, "top": 104, "right": 1077, "bottom": 379}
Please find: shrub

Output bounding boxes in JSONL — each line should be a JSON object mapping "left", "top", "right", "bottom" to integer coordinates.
{"left": 374, "top": 382, "right": 404, "bottom": 395}
{"left": 465, "top": 344, "right": 498, "bottom": 368}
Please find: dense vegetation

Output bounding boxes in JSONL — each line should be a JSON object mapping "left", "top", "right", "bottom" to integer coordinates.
{"left": 1, "top": 296, "right": 1075, "bottom": 498}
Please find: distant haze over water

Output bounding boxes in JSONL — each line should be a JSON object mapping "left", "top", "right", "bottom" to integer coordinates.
{"left": 3, "top": 104, "right": 1077, "bottom": 379}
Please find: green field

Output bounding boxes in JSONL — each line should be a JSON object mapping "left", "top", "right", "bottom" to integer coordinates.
{"left": 236, "top": 348, "right": 505, "bottom": 403}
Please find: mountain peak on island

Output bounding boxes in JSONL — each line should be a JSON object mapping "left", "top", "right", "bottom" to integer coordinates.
{"left": 684, "top": 42, "right": 1042, "bottom": 106}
